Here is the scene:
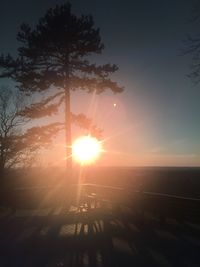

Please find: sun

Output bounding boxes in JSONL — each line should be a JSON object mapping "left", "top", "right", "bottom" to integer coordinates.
{"left": 72, "top": 136, "right": 102, "bottom": 164}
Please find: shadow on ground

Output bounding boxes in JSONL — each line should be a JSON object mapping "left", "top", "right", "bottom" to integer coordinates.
{"left": 0, "top": 205, "right": 200, "bottom": 267}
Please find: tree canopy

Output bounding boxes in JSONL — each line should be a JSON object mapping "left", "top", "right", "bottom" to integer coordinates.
{"left": 0, "top": 2, "right": 123, "bottom": 170}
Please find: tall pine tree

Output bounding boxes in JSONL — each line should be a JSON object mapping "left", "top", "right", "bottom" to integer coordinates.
{"left": 0, "top": 3, "right": 123, "bottom": 171}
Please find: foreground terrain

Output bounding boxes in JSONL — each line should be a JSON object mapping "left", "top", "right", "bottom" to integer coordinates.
{"left": 0, "top": 196, "right": 200, "bottom": 267}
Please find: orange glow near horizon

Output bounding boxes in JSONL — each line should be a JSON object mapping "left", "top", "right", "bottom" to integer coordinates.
{"left": 72, "top": 136, "right": 102, "bottom": 164}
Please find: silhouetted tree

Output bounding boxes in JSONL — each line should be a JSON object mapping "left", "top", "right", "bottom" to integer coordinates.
{"left": 0, "top": 3, "right": 123, "bottom": 172}
{"left": 0, "top": 87, "right": 61, "bottom": 177}
{"left": 183, "top": 1, "right": 200, "bottom": 83}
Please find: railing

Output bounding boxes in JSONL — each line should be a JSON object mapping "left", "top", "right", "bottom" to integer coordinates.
{"left": 134, "top": 190, "right": 200, "bottom": 224}
{"left": 0, "top": 183, "right": 199, "bottom": 224}
{"left": 73, "top": 183, "right": 200, "bottom": 224}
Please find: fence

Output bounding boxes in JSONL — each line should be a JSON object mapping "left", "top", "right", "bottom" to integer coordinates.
{"left": 0, "top": 183, "right": 199, "bottom": 224}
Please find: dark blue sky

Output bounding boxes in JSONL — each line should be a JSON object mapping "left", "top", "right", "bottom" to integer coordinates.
{"left": 0, "top": 0, "right": 199, "bottom": 166}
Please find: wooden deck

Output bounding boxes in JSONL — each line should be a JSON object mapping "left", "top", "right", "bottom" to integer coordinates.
{"left": 0, "top": 191, "right": 200, "bottom": 267}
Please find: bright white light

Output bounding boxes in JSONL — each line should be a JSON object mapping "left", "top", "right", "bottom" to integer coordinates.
{"left": 72, "top": 136, "right": 102, "bottom": 164}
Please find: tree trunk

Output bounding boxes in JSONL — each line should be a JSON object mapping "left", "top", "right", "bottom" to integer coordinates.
{"left": 64, "top": 83, "right": 72, "bottom": 173}
{"left": 0, "top": 152, "right": 5, "bottom": 179}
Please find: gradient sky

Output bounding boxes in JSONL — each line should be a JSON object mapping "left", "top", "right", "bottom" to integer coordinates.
{"left": 1, "top": 0, "right": 200, "bottom": 166}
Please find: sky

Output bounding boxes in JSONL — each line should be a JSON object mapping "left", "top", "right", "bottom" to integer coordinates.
{"left": 0, "top": 0, "right": 200, "bottom": 166}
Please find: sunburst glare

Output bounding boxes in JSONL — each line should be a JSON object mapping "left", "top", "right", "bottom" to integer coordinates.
{"left": 72, "top": 136, "right": 102, "bottom": 164}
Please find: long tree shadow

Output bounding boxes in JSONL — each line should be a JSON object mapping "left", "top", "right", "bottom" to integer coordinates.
{"left": 0, "top": 206, "right": 200, "bottom": 266}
